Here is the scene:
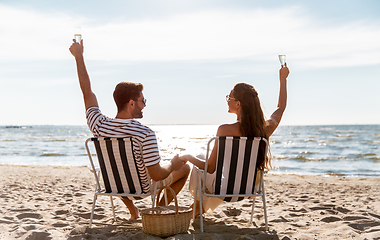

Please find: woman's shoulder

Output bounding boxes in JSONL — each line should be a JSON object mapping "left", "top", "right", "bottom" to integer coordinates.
{"left": 217, "top": 122, "right": 241, "bottom": 136}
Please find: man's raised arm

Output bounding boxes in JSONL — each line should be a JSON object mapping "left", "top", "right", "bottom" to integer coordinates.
{"left": 69, "top": 40, "right": 98, "bottom": 110}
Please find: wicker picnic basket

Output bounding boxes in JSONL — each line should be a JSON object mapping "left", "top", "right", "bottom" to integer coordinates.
{"left": 141, "top": 186, "right": 192, "bottom": 237}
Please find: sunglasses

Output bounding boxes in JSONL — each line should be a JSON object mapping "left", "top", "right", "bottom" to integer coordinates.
{"left": 135, "top": 98, "right": 147, "bottom": 105}
{"left": 226, "top": 95, "right": 237, "bottom": 102}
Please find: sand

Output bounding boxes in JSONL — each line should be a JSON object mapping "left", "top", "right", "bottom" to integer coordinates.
{"left": 0, "top": 164, "right": 379, "bottom": 240}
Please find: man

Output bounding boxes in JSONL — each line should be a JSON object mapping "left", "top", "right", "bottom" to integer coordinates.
{"left": 69, "top": 39, "right": 190, "bottom": 220}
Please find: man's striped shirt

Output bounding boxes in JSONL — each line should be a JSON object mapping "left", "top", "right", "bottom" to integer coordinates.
{"left": 86, "top": 106, "right": 161, "bottom": 167}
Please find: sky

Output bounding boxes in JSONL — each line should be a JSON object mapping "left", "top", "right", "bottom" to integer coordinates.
{"left": 0, "top": 0, "right": 379, "bottom": 126}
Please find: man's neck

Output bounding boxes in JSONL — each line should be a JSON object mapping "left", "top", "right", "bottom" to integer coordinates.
{"left": 115, "top": 111, "right": 133, "bottom": 119}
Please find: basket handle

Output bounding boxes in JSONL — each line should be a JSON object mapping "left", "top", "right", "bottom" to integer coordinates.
{"left": 155, "top": 186, "right": 178, "bottom": 214}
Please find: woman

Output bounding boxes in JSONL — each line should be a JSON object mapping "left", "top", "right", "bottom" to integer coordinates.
{"left": 181, "top": 63, "right": 289, "bottom": 215}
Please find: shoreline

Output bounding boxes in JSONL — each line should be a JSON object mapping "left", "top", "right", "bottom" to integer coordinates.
{"left": 1, "top": 163, "right": 379, "bottom": 179}
{"left": 2, "top": 123, "right": 380, "bottom": 127}
{"left": 0, "top": 164, "right": 379, "bottom": 239}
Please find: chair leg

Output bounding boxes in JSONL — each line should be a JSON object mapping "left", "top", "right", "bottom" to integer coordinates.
{"left": 193, "top": 172, "right": 199, "bottom": 220}
{"left": 152, "top": 182, "right": 157, "bottom": 208}
{"left": 250, "top": 196, "right": 256, "bottom": 224}
{"left": 89, "top": 194, "right": 98, "bottom": 228}
{"left": 150, "top": 193, "right": 155, "bottom": 208}
{"left": 198, "top": 173, "right": 204, "bottom": 232}
{"left": 110, "top": 196, "right": 116, "bottom": 221}
{"left": 262, "top": 183, "right": 268, "bottom": 231}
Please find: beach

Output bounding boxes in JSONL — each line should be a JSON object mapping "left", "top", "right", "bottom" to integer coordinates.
{"left": 1, "top": 165, "right": 379, "bottom": 240}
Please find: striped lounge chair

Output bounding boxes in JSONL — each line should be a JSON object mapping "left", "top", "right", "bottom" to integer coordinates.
{"left": 85, "top": 137, "right": 159, "bottom": 227}
{"left": 193, "top": 136, "right": 269, "bottom": 232}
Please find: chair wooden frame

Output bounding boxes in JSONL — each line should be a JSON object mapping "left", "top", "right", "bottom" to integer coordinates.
{"left": 193, "top": 136, "right": 269, "bottom": 232}
{"left": 85, "top": 137, "right": 159, "bottom": 228}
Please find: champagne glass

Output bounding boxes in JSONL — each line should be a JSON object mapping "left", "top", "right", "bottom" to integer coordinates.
{"left": 74, "top": 26, "right": 82, "bottom": 43}
{"left": 279, "top": 54, "right": 286, "bottom": 65}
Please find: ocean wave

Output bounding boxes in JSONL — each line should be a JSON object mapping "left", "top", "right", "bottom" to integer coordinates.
{"left": 370, "top": 157, "right": 380, "bottom": 162}
{"left": 274, "top": 155, "right": 327, "bottom": 162}
{"left": 299, "top": 151, "right": 314, "bottom": 155}
{"left": 351, "top": 153, "right": 378, "bottom": 159}
{"left": 336, "top": 134, "right": 356, "bottom": 138}
{"left": 292, "top": 156, "right": 347, "bottom": 162}
{"left": 363, "top": 153, "right": 376, "bottom": 156}
{"left": 325, "top": 171, "right": 345, "bottom": 177}
{"left": 0, "top": 152, "right": 20, "bottom": 155}
{"left": 40, "top": 153, "right": 66, "bottom": 157}
{"left": 4, "top": 126, "right": 32, "bottom": 129}
{"left": 318, "top": 139, "right": 338, "bottom": 143}
{"left": 294, "top": 155, "right": 315, "bottom": 161}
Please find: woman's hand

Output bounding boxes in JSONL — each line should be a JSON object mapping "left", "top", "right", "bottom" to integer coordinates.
{"left": 179, "top": 154, "right": 206, "bottom": 170}
{"left": 279, "top": 62, "right": 289, "bottom": 81}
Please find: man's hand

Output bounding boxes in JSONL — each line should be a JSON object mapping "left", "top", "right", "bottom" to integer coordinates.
{"left": 69, "top": 39, "right": 84, "bottom": 58}
{"left": 170, "top": 154, "right": 186, "bottom": 171}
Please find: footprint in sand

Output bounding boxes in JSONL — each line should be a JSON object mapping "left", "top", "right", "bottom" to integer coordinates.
{"left": 320, "top": 216, "right": 341, "bottom": 223}
{"left": 223, "top": 207, "right": 242, "bottom": 216}
{"left": 74, "top": 212, "right": 106, "bottom": 220}
{"left": 348, "top": 221, "right": 380, "bottom": 231}
{"left": 74, "top": 192, "right": 86, "bottom": 197}
{"left": 342, "top": 216, "right": 369, "bottom": 221}
{"left": 295, "top": 195, "right": 310, "bottom": 202}
{"left": 309, "top": 204, "right": 336, "bottom": 211}
{"left": 62, "top": 193, "right": 73, "bottom": 198}
{"left": 288, "top": 207, "right": 307, "bottom": 213}
{"left": 288, "top": 213, "right": 304, "bottom": 217}
{"left": 270, "top": 216, "right": 290, "bottom": 223}
{"left": 0, "top": 219, "right": 13, "bottom": 224}
{"left": 368, "top": 212, "right": 380, "bottom": 220}
{"left": 11, "top": 208, "right": 33, "bottom": 212}
{"left": 341, "top": 213, "right": 380, "bottom": 232}
{"left": 23, "top": 231, "right": 52, "bottom": 240}
{"left": 23, "top": 225, "right": 37, "bottom": 231}
{"left": 336, "top": 206, "right": 350, "bottom": 214}
{"left": 52, "top": 222, "right": 70, "bottom": 228}
{"left": 54, "top": 210, "right": 69, "bottom": 215}
{"left": 16, "top": 213, "right": 43, "bottom": 220}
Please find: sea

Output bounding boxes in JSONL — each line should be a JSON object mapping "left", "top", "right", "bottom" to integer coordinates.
{"left": 0, "top": 124, "right": 379, "bottom": 178}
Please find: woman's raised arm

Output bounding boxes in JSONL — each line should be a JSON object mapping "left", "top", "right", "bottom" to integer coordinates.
{"left": 266, "top": 63, "right": 289, "bottom": 137}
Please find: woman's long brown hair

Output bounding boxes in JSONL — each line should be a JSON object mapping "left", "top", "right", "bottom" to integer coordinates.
{"left": 232, "top": 83, "right": 271, "bottom": 170}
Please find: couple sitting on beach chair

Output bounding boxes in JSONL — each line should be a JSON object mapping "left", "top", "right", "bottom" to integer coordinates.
{"left": 70, "top": 39, "right": 289, "bottom": 231}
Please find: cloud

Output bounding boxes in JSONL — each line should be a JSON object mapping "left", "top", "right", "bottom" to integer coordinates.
{"left": 0, "top": 4, "right": 84, "bottom": 61}
{"left": 0, "top": 4, "right": 379, "bottom": 67}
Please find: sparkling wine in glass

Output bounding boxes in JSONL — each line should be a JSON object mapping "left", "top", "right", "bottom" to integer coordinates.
{"left": 74, "top": 33, "right": 82, "bottom": 42}
{"left": 74, "top": 26, "right": 82, "bottom": 42}
{"left": 279, "top": 55, "right": 286, "bottom": 65}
